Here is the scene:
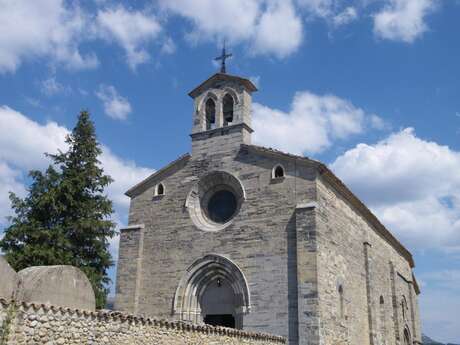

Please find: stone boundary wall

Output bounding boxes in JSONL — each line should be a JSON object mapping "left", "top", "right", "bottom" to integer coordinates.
{"left": 0, "top": 299, "right": 285, "bottom": 345}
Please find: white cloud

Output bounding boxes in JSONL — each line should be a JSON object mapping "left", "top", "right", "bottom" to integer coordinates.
{"left": 96, "top": 6, "right": 162, "bottom": 69}
{"left": 159, "top": 0, "right": 260, "bottom": 44}
{"left": 96, "top": 84, "right": 132, "bottom": 120}
{"left": 297, "top": 0, "right": 335, "bottom": 18}
{"left": 0, "top": 106, "right": 68, "bottom": 170}
{"left": 253, "top": 91, "right": 373, "bottom": 155}
{"left": 0, "top": 106, "right": 152, "bottom": 233}
{"left": 0, "top": 0, "right": 98, "bottom": 73}
{"left": 0, "top": 1, "right": 165, "bottom": 73}
{"left": 41, "top": 77, "right": 70, "bottom": 96}
{"left": 373, "top": 0, "right": 438, "bottom": 43}
{"left": 100, "top": 146, "right": 152, "bottom": 209}
{"left": 333, "top": 7, "right": 358, "bottom": 27}
{"left": 160, "top": 37, "right": 176, "bottom": 55}
{"left": 297, "top": 0, "right": 358, "bottom": 26}
{"left": 331, "top": 128, "right": 460, "bottom": 251}
{"left": 369, "top": 113, "right": 388, "bottom": 130}
{"left": 159, "top": 0, "right": 303, "bottom": 58}
{"left": 252, "top": 0, "right": 303, "bottom": 58}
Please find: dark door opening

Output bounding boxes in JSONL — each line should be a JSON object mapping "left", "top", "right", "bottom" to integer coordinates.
{"left": 204, "top": 314, "right": 235, "bottom": 328}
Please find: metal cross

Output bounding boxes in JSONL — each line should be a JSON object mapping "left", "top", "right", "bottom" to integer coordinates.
{"left": 214, "top": 43, "right": 232, "bottom": 74}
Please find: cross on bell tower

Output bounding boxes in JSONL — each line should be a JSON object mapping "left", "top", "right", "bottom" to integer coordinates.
{"left": 214, "top": 43, "right": 232, "bottom": 74}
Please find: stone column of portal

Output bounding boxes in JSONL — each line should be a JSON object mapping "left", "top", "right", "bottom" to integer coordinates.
{"left": 295, "top": 203, "right": 320, "bottom": 345}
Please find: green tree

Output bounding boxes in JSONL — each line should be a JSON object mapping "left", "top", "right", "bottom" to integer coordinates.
{"left": 0, "top": 111, "right": 116, "bottom": 308}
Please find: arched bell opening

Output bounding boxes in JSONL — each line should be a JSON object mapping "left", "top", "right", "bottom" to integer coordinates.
{"left": 173, "top": 254, "right": 250, "bottom": 329}
{"left": 223, "top": 93, "right": 234, "bottom": 126}
{"left": 205, "top": 98, "right": 216, "bottom": 130}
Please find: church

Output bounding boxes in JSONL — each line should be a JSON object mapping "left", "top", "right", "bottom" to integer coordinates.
{"left": 114, "top": 56, "right": 422, "bottom": 345}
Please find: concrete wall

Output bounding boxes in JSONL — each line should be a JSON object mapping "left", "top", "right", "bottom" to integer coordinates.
{"left": 0, "top": 299, "right": 285, "bottom": 345}
{"left": 315, "top": 176, "right": 421, "bottom": 345}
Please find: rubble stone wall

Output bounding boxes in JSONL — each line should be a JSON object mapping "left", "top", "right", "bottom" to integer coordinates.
{"left": 0, "top": 299, "right": 285, "bottom": 345}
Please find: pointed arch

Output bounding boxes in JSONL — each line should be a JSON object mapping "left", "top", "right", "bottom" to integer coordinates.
{"left": 380, "top": 295, "right": 386, "bottom": 344}
{"left": 154, "top": 183, "right": 165, "bottom": 196}
{"left": 173, "top": 254, "right": 251, "bottom": 328}
{"left": 401, "top": 295, "right": 408, "bottom": 321}
{"left": 223, "top": 93, "right": 234, "bottom": 126}
{"left": 205, "top": 98, "right": 216, "bottom": 130}
{"left": 403, "top": 327, "right": 411, "bottom": 345}
{"left": 338, "top": 284, "right": 345, "bottom": 319}
{"left": 272, "top": 164, "right": 285, "bottom": 179}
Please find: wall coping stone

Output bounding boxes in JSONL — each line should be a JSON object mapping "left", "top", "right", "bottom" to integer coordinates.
{"left": 0, "top": 298, "right": 286, "bottom": 343}
{"left": 120, "top": 224, "right": 145, "bottom": 231}
{"left": 125, "top": 153, "right": 191, "bottom": 198}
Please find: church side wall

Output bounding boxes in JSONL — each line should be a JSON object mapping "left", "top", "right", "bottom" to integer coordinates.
{"left": 120, "top": 147, "right": 317, "bottom": 344}
{"left": 315, "top": 176, "right": 421, "bottom": 345}
{"left": 0, "top": 299, "right": 285, "bottom": 345}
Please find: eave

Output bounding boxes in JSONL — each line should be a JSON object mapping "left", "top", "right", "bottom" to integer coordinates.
{"left": 188, "top": 73, "right": 258, "bottom": 98}
{"left": 125, "top": 154, "right": 191, "bottom": 198}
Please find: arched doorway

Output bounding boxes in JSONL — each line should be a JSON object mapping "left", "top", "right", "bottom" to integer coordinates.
{"left": 201, "top": 278, "right": 236, "bottom": 328}
{"left": 173, "top": 254, "right": 250, "bottom": 329}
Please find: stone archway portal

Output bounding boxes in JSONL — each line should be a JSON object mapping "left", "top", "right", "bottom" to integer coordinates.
{"left": 173, "top": 254, "right": 251, "bottom": 329}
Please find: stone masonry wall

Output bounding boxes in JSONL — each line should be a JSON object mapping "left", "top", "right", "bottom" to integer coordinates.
{"left": 315, "top": 176, "right": 421, "bottom": 345}
{"left": 0, "top": 299, "right": 285, "bottom": 345}
{"left": 117, "top": 146, "right": 318, "bottom": 343}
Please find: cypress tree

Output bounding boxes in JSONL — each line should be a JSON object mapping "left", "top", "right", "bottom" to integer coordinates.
{"left": 0, "top": 111, "right": 115, "bottom": 308}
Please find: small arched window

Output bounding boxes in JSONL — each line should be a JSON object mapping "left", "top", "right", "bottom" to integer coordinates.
{"left": 155, "top": 183, "right": 165, "bottom": 196}
{"left": 401, "top": 296, "right": 408, "bottom": 321}
{"left": 223, "top": 94, "right": 234, "bottom": 126}
{"left": 205, "top": 98, "right": 216, "bottom": 130}
{"left": 380, "top": 296, "right": 386, "bottom": 344}
{"left": 272, "top": 165, "right": 285, "bottom": 179}
{"left": 403, "top": 328, "right": 411, "bottom": 345}
{"left": 338, "top": 285, "right": 344, "bottom": 319}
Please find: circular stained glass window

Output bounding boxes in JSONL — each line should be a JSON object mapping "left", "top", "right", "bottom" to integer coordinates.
{"left": 206, "top": 190, "right": 238, "bottom": 223}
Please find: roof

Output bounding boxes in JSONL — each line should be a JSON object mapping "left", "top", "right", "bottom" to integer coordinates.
{"left": 125, "top": 154, "right": 191, "bottom": 198}
{"left": 241, "top": 144, "right": 415, "bottom": 268}
{"left": 188, "top": 73, "right": 258, "bottom": 98}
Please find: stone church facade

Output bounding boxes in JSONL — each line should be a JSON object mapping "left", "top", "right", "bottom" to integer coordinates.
{"left": 115, "top": 72, "right": 422, "bottom": 345}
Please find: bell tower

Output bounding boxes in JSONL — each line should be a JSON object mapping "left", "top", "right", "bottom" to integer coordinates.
{"left": 188, "top": 51, "right": 257, "bottom": 157}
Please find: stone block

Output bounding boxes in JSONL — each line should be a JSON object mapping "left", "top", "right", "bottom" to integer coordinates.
{"left": 18, "top": 265, "right": 95, "bottom": 310}
{"left": 0, "top": 255, "right": 19, "bottom": 300}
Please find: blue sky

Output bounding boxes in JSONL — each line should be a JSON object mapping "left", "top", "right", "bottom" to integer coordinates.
{"left": 0, "top": 0, "right": 459, "bottom": 342}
